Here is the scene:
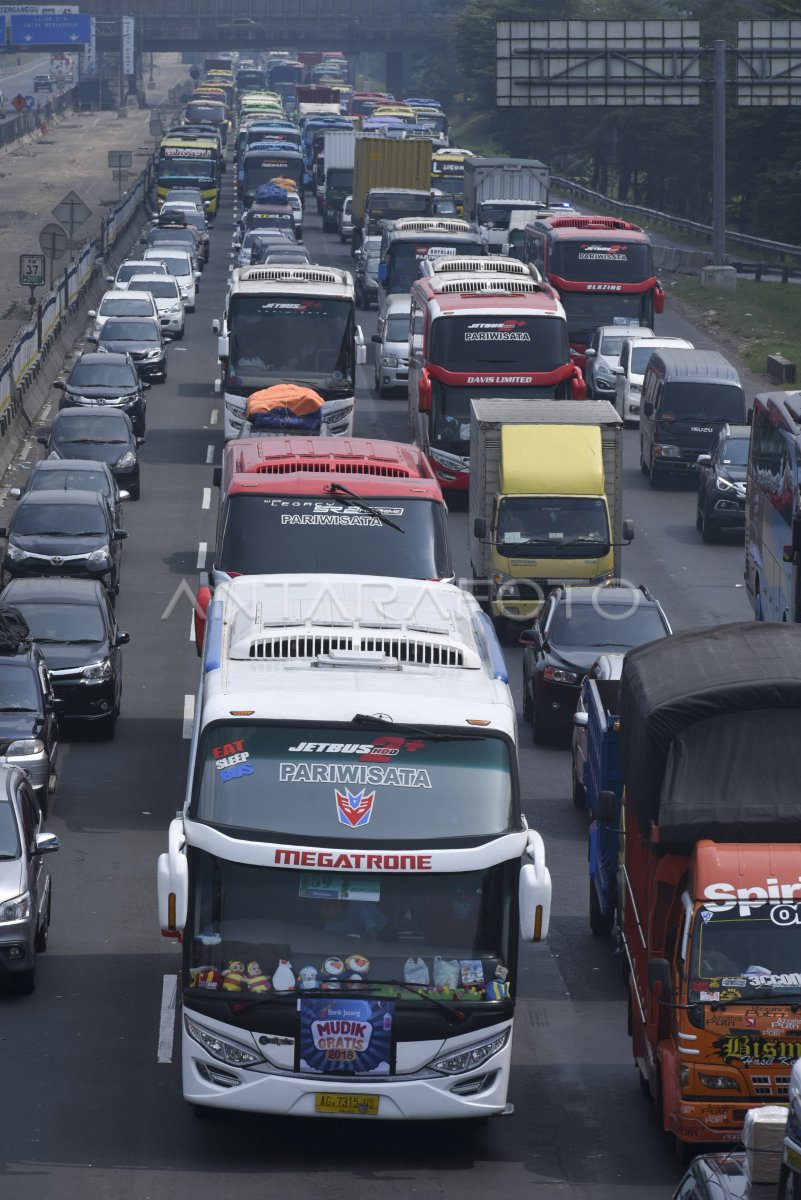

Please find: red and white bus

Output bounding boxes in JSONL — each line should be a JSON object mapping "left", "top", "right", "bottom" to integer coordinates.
{"left": 194, "top": 435, "right": 453, "bottom": 644}
{"left": 522, "top": 215, "right": 664, "bottom": 366}
{"left": 407, "top": 258, "right": 585, "bottom": 492}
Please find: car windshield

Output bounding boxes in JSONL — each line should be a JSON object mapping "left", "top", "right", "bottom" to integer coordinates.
{"left": 13, "top": 502, "right": 105, "bottom": 537}
{"left": 152, "top": 255, "right": 190, "bottom": 277}
{"left": 29, "top": 469, "right": 111, "bottom": 498}
{"left": 548, "top": 596, "right": 667, "bottom": 648}
{"left": 598, "top": 333, "right": 629, "bottom": 358}
{"left": 631, "top": 345, "right": 658, "bottom": 373}
{"left": 497, "top": 496, "right": 610, "bottom": 558}
{"left": 0, "top": 666, "right": 41, "bottom": 712}
{"left": 386, "top": 315, "right": 409, "bottom": 343}
{"left": 117, "top": 263, "right": 166, "bottom": 283}
{"left": 99, "top": 299, "right": 152, "bottom": 317}
{"left": 130, "top": 279, "right": 180, "bottom": 300}
{"left": 0, "top": 800, "right": 20, "bottom": 858}
{"left": 100, "top": 320, "right": 159, "bottom": 343}
{"left": 68, "top": 363, "right": 138, "bottom": 388}
{"left": 719, "top": 437, "right": 750, "bottom": 466}
{"left": 661, "top": 384, "right": 745, "bottom": 422}
{"left": 13, "top": 601, "right": 105, "bottom": 643}
{"left": 56, "top": 416, "right": 129, "bottom": 443}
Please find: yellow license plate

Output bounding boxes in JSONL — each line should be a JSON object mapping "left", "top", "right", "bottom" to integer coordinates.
{"left": 315, "top": 1092, "right": 379, "bottom": 1116}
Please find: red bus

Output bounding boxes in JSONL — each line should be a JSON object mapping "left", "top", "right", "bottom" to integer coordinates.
{"left": 195, "top": 436, "right": 452, "bottom": 645}
{"left": 408, "top": 258, "right": 585, "bottom": 492}
{"left": 522, "top": 215, "right": 664, "bottom": 365}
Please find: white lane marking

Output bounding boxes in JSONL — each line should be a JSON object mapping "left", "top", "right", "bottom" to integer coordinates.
{"left": 189, "top": 608, "right": 196, "bottom": 642}
{"left": 210, "top": 409, "right": 218, "bottom": 425}
{"left": 41, "top": 403, "right": 51, "bottom": 420}
{"left": 182, "top": 694, "right": 195, "bottom": 739}
{"left": 201, "top": 488, "right": 211, "bottom": 510}
{"left": 18, "top": 443, "right": 31, "bottom": 462}
{"left": 197, "top": 541, "right": 207, "bottom": 569}
{"left": 206, "top": 444, "right": 214, "bottom": 464}
{"left": 157, "top": 974, "right": 178, "bottom": 1063}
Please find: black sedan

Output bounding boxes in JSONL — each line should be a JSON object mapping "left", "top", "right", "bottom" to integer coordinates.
{"left": 0, "top": 490, "right": 127, "bottom": 598}
{"left": 38, "top": 408, "right": 142, "bottom": 501}
{"left": 0, "top": 578, "right": 129, "bottom": 740}
{"left": 696, "top": 423, "right": 750, "bottom": 543}
{"left": 54, "top": 351, "right": 149, "bottom": 435}
{"left": 92, "top": 319, "right": 168, "bottom": 385}
{"left": 9, "top": 459, "right": 129, "bottom": 526}
{"left": 520, "top": 584, "right": 672, "bottom": 744}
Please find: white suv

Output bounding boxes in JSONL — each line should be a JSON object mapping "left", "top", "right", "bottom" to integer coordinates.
{"left": 613, "top": 335, "right": 694, "bottom": 424}
{"left": 583, "top": 324, "right": 645, "bottom": 403}
{"left": 127, "top": 273, "right": 185, "bottom": 339}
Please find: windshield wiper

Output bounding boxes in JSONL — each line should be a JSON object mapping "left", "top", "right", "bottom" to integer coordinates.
{"left": 210, "top": 980, "right": 469, "bottom": 1023}
{"left": 0, "top": 705, "right": 37, "bottom": 712}
{"left": 26, "top": 530, "right": 71, "bottom": 537}
{"left": 324, "top": 483, "right": 405, "bottom": 534}
{"left": 661, "top": 414, "right": 726, "bottom": 424}
{"left": 55, "top": 638, "right": 102, "bottom": 645}
{"left": 369, "top": 980, "right": 468, "bottom": 1023}
{"left": 63, "top": 438, "right": 111, "bottom": 445}
{"left": 352, "top": 713, "right": 480, "bottom": 742}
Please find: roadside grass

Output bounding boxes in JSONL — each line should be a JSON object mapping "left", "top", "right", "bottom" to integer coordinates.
{"left": 668, "top": 278, "right": 801, "bottom": 382}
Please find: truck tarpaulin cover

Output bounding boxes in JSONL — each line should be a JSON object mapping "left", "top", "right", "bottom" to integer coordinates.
{"left": 620, "top": 622, "right": 801, "bottom": 843}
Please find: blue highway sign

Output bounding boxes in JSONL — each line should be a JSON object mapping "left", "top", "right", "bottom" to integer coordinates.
{"left": 9, "top": 13, "right": 92, "bottom": 45}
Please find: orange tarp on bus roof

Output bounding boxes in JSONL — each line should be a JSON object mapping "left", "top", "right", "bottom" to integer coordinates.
{"left": 246, "top": 384, "right": 324, "bottom": 417}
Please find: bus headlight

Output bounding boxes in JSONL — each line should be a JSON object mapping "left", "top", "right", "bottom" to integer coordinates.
{"left": 431, "top": 1029, "right": 510, "bottom": 1075}
{"left": 185, "top": 1016, "right": 262, "bottom": 1067}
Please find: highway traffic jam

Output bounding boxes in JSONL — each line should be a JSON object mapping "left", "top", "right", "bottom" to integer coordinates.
{"left": 3, "top": 46, "right": 801, "bottom": 1200}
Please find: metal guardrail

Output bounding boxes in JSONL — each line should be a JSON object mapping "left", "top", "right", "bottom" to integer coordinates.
{"left": 551, "top": 175, "right": 801, "bottom": 266}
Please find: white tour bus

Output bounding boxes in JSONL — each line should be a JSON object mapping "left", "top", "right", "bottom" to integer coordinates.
{"left": 212, "top": 265, "right": 366, "bottom": 439}
{"left": 158, "top": 573, "right": 551, "bottom": 1120}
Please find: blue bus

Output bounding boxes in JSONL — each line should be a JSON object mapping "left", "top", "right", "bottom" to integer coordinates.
{"left": 745, "top": 391, "right": 801, "bottom": 622}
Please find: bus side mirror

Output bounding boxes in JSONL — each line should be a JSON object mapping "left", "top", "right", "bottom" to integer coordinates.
{"left": 418, "top": 371, "right": 431, "bottom": 413}
{"left": 622, "top": 518, "right": 634, "bottom": 542}
{"left": 597, "top": 789, "right": 617, "bottom": 823}
{"left": 571, "top": 369, "right": 586, "bottom": 401}
{"left": 474, "top": 517, "right": 486, "bottom": 538}
{"left": 648, "top": 957, "right": 672, "bottom": 999}
{"left": 643, "top": 399, "right": 653, "bottom": 417}
{"left": 654, "top": 282, "right": 665, "bottom": 314}
{"left": 519, "top": 829, "right": 551, "bottom": 942}
{"left": 377, "top": 262, "right": 387, "bottom": 283}
{"left": 195, "top": 577, "right": 212, "bottom": 655}
{"left": 157, "top": 818, "right": 188, "bottom": 937}
{"left": 212, "top": 466, "right": 221, "bottom": 488}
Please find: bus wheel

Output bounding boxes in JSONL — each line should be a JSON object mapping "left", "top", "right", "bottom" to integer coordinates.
{"left": 589, "top": 881, "right": 615, "bottom": 938}
{"left": 754, "top": 582, "right": 763, "bottom": 622}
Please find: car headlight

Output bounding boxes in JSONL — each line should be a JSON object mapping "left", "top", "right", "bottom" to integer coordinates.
{"left": 6, "top": 739, "right": 44, "bottom": 757}
{"left": 716, "top": 476, "right": 736, "bottom": 492}
{"left": 321, "top": 404, "right": 352, "bottom": 425}
{"left": 185, "top": 1015, "right": 262, "bottom": 1066}
{"left": 86, "top": 546, "right": 111, "bottom": 566}
{"left": 167, "top": 304, "right": 182, "bottom": 314}
{"left": 543, "top": 665, "right": 581, "bottom": 685}
{"left": 0, "top": 891, "right": 32, "bottom": 923}
{"left": 146, "top": 347, "right": 162, "bottom": 360}
{"left": 82, "top": 659, "right": 113, "bottom": 681}
{"left": 431, "top": 1029, "right": 510, "bottom": 1075}
{"left": 6, "top": 544, "right": 28, "bottom": 562}
{"left": 595, "top": 363, "right": 615, "bottom": 383}
{"left": 629, "top": 383, "right": 642, "bottom": 393}
{"left": 698, "top": 1072, "right": 740, "bottom": 1091}
{"left": 655, "top": 444, "right": 681, "bottom": 459}
{"left": 115, "top": 451, "right": 136, "bottom": 469}
{"left": 224, "top": 399, "right": 244, "bottom": 417}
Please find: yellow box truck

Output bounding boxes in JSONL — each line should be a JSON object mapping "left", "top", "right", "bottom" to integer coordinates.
{"left": 469, "top": 398, "right": 632, "bottom": 635}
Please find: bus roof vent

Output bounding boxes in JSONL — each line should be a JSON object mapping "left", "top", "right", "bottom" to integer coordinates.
{"left": 544, "top": 215, "right": 642, "bottom": 232}
{"left": 247, "top": 458, "right": 413, "bottom": 478}
{"left": 391, "top": 218, "right": 471, "bottom": 233}
{"left": 433, "top": 276, "right": 546, "bottom": 295}
{"left": 235, "top": 627, "right": 480, "bottom": 669}
{"left": 427, "top": 256, "right": 536, "bottom": 278}
{"left": 238, "top": 265, "right": 349, "bottom": 286}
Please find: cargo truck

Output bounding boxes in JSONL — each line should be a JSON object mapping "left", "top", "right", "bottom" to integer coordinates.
{"left": 469, "top": 399, "right": 630, "bottom": 632}
{"left": 618, "top": 623, "right": 801, "bottom": 1159}
{"left": 321, "top": 128, "right": 356, "bottom": 230}
{"left": 351, "top": 135, "right": 433, "bottom": 249}
{"left": 463, "top": 158, "right": 550, "bottom": 246}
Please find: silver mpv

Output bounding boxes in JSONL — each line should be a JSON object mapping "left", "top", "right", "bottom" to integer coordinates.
{"left": 0, "top": 764, "right": 58, "bottom": 994}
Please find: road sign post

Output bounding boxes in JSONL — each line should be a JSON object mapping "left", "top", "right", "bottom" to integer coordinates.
{"left": 38, "top": 222, "right": 68, "bottom": 289}
{"left": 19, "top": 253, "right": 46, "bottom": 307}
{"left": 9, "top": 12, "right": 92, "bottom": 46}
{"left": 52, "top": 190, "right": 91, "bottom": 255}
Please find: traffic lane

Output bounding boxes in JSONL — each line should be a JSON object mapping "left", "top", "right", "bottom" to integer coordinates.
{"left": 0, "top": 54, "right": 51, "bottom": 120}
{"left": 0, "top": 194, "right": 227, "bottom": 1195}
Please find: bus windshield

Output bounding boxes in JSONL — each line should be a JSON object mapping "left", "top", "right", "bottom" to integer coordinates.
{"left": 561, "top": 293, "right": 648, "bottom": 346}
{"left": 186, "top": 855, "right": 516, "bottom": 1007}
{"left": 550, "top": 239, "right": 653, "bottom": 283}
{"left": 193, "top": 725, "right": 515, "bottom": 838}
{"left": 217, "top": 496, "right": 451, "bottom": 579}
{"left": 431, "top": 384, "right": 566, "bottom": 455}
{"left": 430, "top": 315, "right": 569, "bottom": 372}
{"left": 227, "top": 294, "right": 355, "bottom": 395}
{"left": 387, "top": 242, "right": 482, "bottom": 292}
{"left": 157, "top": 155, "right": 215, "bottom": 190}
{"left": 243, "top": 158, "right": 303, "bottom": 196}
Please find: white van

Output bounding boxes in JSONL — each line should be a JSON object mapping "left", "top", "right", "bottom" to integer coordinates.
{"left": 613, "top": 335, "right": 693, "bottom": 424}
{"left": 338, "top": 194, "right": 353, "bottom": 244}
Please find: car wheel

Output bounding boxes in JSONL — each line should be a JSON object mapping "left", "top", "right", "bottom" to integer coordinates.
{"left": 128, "top": 481, "right": 140, "bottom": 501}
{"left": 531, "top": 702, "right": 555, "bottom": 746}
{"left": 700, "top": 505, "right": 718, "bottom": 543}
{"left": 96, "top": 711, "right": 117, "bottom": 741}
{"left": 34, "top": 889, "right": 51, "bottom": 953}
{"left": 648, "top": 451, "right": 661, "bottom": 489}
{"left": 572, "top": 769, "right": 586, "bottom": 810}
{"left": 175, "top": 327, "right": 185, "bottom": 341}
{"left": 8, "top": 966, "right": 35, "bottom": 995}
{"left": 589, "top": 880, "right": 615, "bottom": 938}
{"left": 522, "top": 675, "right": 533, "bottom": 722}
{"left": 695, "top": 504, "right": 703, "bottom": 532}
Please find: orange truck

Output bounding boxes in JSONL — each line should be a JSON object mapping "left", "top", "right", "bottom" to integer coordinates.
{"left": 618, "top": 622, "right": 801, "bottom": 1160}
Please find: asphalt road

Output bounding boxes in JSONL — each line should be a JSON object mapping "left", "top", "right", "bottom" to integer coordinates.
{"left": 0, "top": 142, "right": 750, "bottom": 1200}
{"left": 0, "top": 53, "right": 53, "bottom": 118}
